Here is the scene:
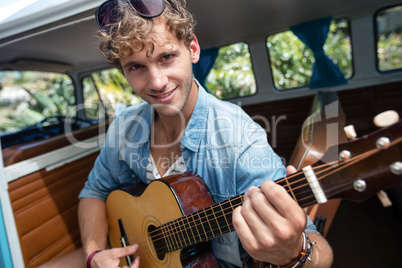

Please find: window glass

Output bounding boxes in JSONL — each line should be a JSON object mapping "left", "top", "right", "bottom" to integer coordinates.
{"left": 206, "top": 42, "right": 257, "bottom": 99}
{"left": 82, "top": 76, "right": 106, "bottom": 120}
{"left": 266, "top": 18, "right": 353, "bottom": 90}
{"left": 83, "top": 69, "right": 142, "bottom": 118}
{"left": 0, "top": 71, "right": 75, "bottom": 134}
{"left": 376, "top": 5, "right": 402, "bottom": 72}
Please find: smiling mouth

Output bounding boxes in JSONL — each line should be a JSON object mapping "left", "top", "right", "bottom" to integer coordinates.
{"left": 155, "top": 91, "right": 172, "bottom": 98}
{"left": 153, "top": 89, "right": 174, "bottom": 99}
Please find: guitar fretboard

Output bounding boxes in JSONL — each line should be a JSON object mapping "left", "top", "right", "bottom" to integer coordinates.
{"left": 151, "top": 172, "right": 314, "bottom": 255}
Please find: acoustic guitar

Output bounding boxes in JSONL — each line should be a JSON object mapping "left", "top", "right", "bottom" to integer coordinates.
{"left": 106, "top": 120, "right": 402, "bottom": 268}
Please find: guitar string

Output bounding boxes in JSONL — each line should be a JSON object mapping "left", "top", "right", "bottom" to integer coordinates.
{"left": 141, "top": 151, "right": 365, "bottom": 252}
{"left": 130, "top": 137, "right": 401, "bottom": 254}
{"left": 298, "top": 134, "right": 400, "bottom": 206}
{"left": 148, "top": 152, "right": 369, "bottom": 253}
{"left": 158, "top": 141, "right": 396, "bottom": 252}
{"left": 284, "top": 152, "right": 370, "bottom": 202}
{"left": 145, "top": 150, "right": 368, "bottom": 251}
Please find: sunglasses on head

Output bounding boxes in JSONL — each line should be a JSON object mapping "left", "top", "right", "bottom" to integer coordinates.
{"left": 95, "top": 0, "right": 180, "bottom": 30}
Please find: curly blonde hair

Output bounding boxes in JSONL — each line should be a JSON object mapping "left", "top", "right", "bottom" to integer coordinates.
{"left": 98, "top": 0, "right": 196, "bottom": 68}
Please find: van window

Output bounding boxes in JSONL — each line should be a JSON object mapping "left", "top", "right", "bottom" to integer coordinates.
{"left": 266, "top": 18, "right": 353, "bottom": 90}
{"left": 82, "top": 69, "right": 142, "bottom": 118}
{"left": 0, "top": 71, "right": 75, "bottom": 134}
{"left": 205, "top": 42, "right": 257, "bottom": 99}
{"left": 376, "top": 5, "right": 402, "bottom": 72}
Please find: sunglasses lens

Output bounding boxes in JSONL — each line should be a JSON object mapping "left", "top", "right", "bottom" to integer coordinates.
{"left": 97, "top": 1, "right": 120, "bottom": 29}
{"left": 130, "top": 0, "right": 164, "bottom": 17}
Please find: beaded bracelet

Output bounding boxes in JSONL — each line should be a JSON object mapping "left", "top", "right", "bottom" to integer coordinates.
{"left": 267, "top": 232, "right": 314, "bottom": 268}
{"left": 86, "top": 250, "right": 101, "bottom": 268}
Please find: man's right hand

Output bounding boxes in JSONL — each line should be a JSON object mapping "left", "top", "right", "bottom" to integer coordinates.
{"left": 90, "top": 244, "right": 140, "bottom": 268}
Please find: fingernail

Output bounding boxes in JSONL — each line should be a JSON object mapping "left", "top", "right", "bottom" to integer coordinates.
{"left": 244, "top": 190, "right": 251, "bottom": 200}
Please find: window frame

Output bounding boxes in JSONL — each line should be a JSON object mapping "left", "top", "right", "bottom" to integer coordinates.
{"left": 204, "top": 41, "right": 259, "bottom": 101}
{"left": 374, "top": 4, "right": 402, "bottom": 74}
{"left": 265, "top": 17, "right": 354, "bottom": 91}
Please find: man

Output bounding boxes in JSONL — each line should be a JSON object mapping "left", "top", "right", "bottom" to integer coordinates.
{"left": 47, "top": 0, "right": 333, "bottom": 267}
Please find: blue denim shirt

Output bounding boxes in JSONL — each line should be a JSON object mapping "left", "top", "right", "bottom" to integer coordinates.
{"left": 79, "top": 83, "right": 317, "bottom": 267}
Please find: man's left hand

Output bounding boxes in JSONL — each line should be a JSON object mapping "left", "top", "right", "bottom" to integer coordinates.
{"left": 233, "top": 165, "right": 306, "bottom": 266}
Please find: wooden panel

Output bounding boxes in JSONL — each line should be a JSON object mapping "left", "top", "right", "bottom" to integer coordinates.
{"left": 242, "top": 95, "right": 314, "bottom": 164}
{"left": 338, "top": 81, "right": 402, "bottom": 136}
{"left": 242, "top": 81, "right": 402, "bottom": 163}
{"left": 8, "top": 152, "right": 98, "bottom": 268}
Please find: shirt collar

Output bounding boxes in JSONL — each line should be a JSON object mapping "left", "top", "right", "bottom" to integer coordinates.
{"left": 180, "top": 80, "right": 210, "bottom": 152}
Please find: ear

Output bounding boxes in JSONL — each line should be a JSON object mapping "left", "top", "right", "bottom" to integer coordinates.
{"left": 189, "top": 35, "right": 201, "bottom": 64}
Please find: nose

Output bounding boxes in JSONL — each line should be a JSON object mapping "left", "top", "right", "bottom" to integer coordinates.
{"left": 148, "top": 65, "right": 168, "bottom": 91}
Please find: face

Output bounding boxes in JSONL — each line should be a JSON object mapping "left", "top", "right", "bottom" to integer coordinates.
{"left": 120, "top": 20, "right": 200, "bottom": 118}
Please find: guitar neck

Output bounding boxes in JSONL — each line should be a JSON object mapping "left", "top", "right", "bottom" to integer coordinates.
{"left": 152, "top": 130, "right": 402, "bottom": 254}
{"left": 151, "top": 171, "right": 315, "bottom": 254}
{"left": 150, "top": 121, "right": 402, "bottom": 254}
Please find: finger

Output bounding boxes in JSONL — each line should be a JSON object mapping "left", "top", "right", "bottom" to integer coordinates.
{"left": 232, "top": 206, "right": 258, "bottom": 247}
{"left": 286, "top": 165, "right": 297, "bottom": 176}
{"left": 114, "top": 244, "right": 138, "bottom": 259}
{"left": 131, "top": 256, "right": 140, "bottom": 268}
{"left": 244, "top": 185, "right": 259, "bottom": 200}
{"left": 236, "top": 190, "right": 283, "bottom": 247}
{"left": 260, "top": 181, "right": 306, "bottom": 228}
{"left": 243, "top": 186, "right": 286, "bottom": 232}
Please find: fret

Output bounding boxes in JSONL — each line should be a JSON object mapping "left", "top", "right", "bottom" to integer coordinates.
{"left": 223, "top": 201, "right": 234, "bottom": 232}
{"left": 228, "top": 195, "right": 243, "bottom": 210}
{"left": 183, "top": 216, "right": 195, "bottom": 245}
{"left": 203, "top": 208, "right": 220, "bottom": 238}
{"left": 215, "top": 202, "right": 232, "bottom": 234}
{"left": 174, "top": 220, "right": 185, "bottom": 249}
{"left": 210, "top": 206, "right": 223, "bottom": 236}
{"left": 276, "top": 172, "right": 313, "bottom": 206}
{"left": 166, "top": 221, "right": 179, "bottom": 251}
{"left": 190, "top": 213, "right": 202, "bottom": 244}
{"left": 201, "top": 209, "right": 216, "bottom": 238}
{"left": 195, "top": 211, "right": 208, "bottom": 242}
{"left": 179, "top": 218, "right": 190, "bottom": 247}
{"left": 284, "top": 177, "right": 297, "bottom": 201}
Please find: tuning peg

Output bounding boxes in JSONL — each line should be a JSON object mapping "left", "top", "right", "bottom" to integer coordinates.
{"left": 377, "top": 190, "right": 392, "bottom": 207}
{"left": 373, "top": 110, "right": 399, "bottom": 128}
{"left": 344, "top": 125, "right": 357, "bottom": 140}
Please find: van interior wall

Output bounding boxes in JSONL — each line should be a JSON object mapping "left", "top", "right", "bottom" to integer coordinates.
{"left": 243, "top": 80, "right": 402, "bottom": 164}
{"left": 243, "top": 80, "right": 402, "bottom": 267}
{"left": 3, "top": 80, "right": 402, "bottom": 267}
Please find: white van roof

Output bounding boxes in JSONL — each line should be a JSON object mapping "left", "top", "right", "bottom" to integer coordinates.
{"left": 0, "top": 0, "right": 400, "bottom": 73}
{"left": 0, "top": 0, "right": 102, "bottom": 40}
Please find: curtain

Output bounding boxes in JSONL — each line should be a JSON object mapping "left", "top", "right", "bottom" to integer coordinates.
{"left": 192, "top": 47, "right": 219, "bottom": 90}
{"left": 290, "top": 16, "right": 347, "bottom": 89}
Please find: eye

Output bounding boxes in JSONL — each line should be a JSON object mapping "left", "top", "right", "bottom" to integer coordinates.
{"left": 131, "top": 64, "right": 143, "bottom": 71}
{"left": 162, "top": 54, "right": 173, "bottom": 61}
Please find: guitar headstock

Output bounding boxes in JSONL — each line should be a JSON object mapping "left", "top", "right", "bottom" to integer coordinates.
{"left": 314, "top": 120, "right": 402, "bottom": 203}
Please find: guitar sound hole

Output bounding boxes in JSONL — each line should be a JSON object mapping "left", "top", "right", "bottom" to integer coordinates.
{"left": 148, "top": 225, "right": 166, "bottom": 260}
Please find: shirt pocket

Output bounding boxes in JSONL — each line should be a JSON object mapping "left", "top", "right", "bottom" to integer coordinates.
{"left": 116, "top": 169, "right": 137, "bottom": 186}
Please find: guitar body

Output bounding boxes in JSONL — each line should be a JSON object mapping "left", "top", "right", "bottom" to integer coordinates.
{"left": 106, "top": 172, "right": 220, "bottom": 268}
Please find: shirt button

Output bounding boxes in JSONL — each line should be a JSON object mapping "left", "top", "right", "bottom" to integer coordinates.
{"left": 180, "top": 144, "right": 185, "bottom": 149}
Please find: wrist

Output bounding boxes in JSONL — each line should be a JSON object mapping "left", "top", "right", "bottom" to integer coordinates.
{"left": 86, "top": 250, "right": 101, "bottom": 268}
{"left": 267, "top": 232, "right": 314, "bottom": 268}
